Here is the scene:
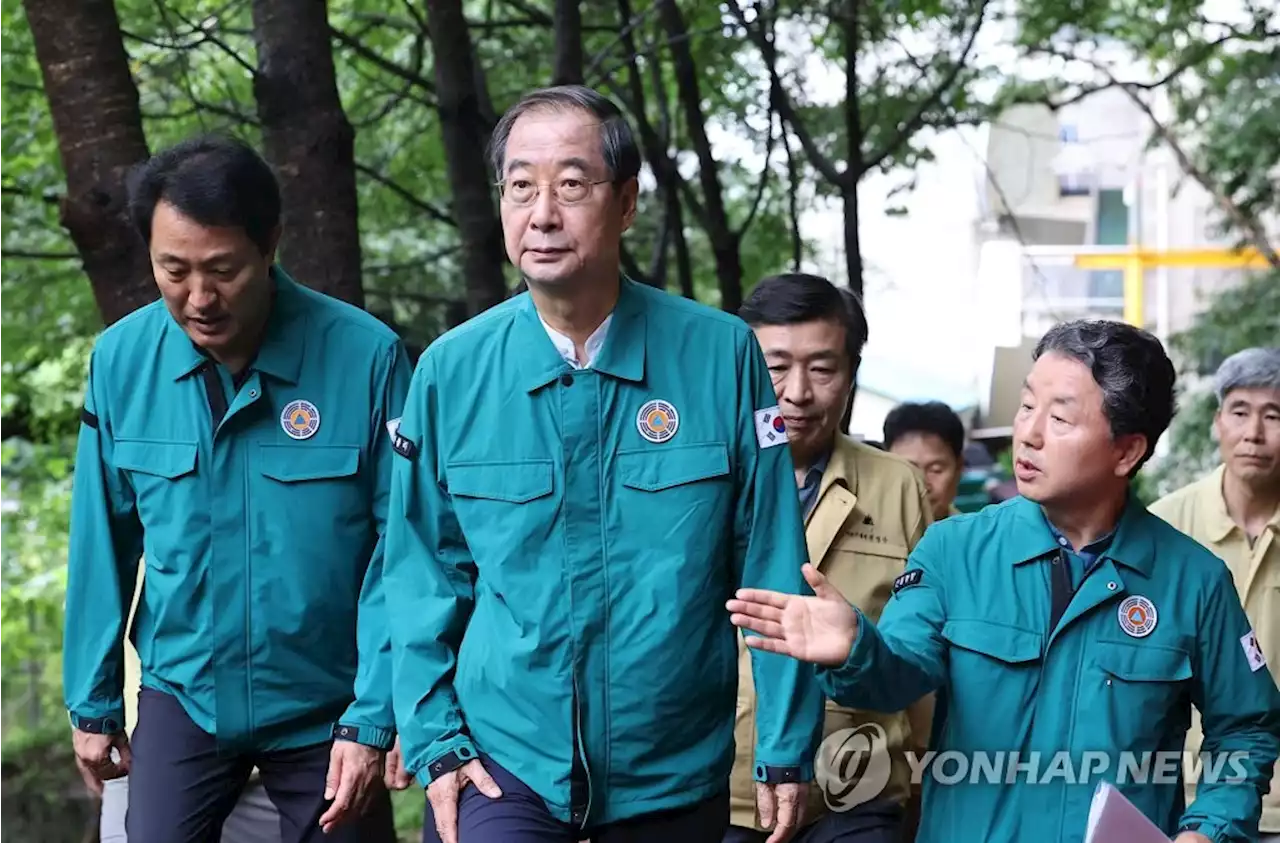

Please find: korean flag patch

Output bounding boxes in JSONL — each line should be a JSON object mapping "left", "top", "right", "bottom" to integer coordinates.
{"left": 386, "top": 417, "right": 417, "bottom": 460}
{"left": 1241, "top": 630, "right": 1267, "bottom": 673}
{"left": 753, "top": 406, "right": 788, "bottom": 449}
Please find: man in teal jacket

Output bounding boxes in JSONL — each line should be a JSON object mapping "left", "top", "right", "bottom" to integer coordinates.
{"left": 727, "top": 320, "right": 1280, "bottom": 843}
{"left": 385, "top": 85, "right": 824, "bottom": 843}
{"left": 62, "top": 135, "right": 407, "bottom": 843}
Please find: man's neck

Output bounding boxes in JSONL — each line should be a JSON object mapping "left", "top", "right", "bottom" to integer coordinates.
{"left": 792, "top": 442, "right": 832, "bottom": 487}
{"left": 530, "top": 274, "right": 621, "bottom": 357}
{"left": 1041, "top": 485, "right": 1128, "bottom": 550}
{"left": 1221, "top": 469, "right": 1280, "bottom": 541}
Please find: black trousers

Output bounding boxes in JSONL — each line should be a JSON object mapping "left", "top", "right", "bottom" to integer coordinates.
{"left": 126, "top": 689, "right": 395, "bottom": 843}
{"left": 421, "top": 752, "right": 730, "bottom": 843}
{"left": 722, "top": 797, "right": 903, "bottom": 843}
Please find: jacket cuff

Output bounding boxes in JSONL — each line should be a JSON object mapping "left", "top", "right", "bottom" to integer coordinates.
{"left": 332, "top": 722, "right": 395, "bottom": 751}
{"left": 1175, "top": 818, "right": 1227, "bottom": 842}
{"left": 70, "top": 710, "right": 125, "bottom": 734}
{"left": 415, "top": 739, "right": 480, "bottom": 789}
{"left": 753, "top": 761, "right": 814, "bottom": 784}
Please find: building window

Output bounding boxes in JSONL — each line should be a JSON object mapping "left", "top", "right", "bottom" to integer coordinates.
{"left": 1055, "top": 124, "right": 1093, "bottom": 197}
{"left": 1089, "top": 188, "right": 1127, "bottom": 303}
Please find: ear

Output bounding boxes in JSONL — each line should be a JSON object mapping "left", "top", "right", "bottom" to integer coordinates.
{"left": 1113, "top": 432, "right": 1148, "bottom": 478}
{"left": 618, "top": 178, "right": 639, "bottom": 232}
{"left": 265, "top": 224, "right": 283, "bottom": 265}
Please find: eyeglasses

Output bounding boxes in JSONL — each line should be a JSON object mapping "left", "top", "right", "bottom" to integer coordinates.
{"left": 496, "top": 177, "right": 611, "bottom": 207}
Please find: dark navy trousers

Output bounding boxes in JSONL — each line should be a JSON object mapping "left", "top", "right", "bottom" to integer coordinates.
{"left": 126, "top": 689, "right": 395, "bottom": 843}
{"left": 722, "top": 798, "right": 903, "bottom": 843}
{"left": 421, "top": 752, "right": 730, "bottom": 842}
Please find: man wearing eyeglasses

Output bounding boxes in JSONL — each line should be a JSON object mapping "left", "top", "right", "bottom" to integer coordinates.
{"left": 385, "top": 85, "right": 824, "bottom": 843}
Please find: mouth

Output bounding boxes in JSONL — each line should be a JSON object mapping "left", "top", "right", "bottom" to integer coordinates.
{"left": 782, "top": 415, "right": 815, "bottom": 430}
{"left": 188, "top": 315, "right": 229, "bottom": 332}
{"left": 1014, "top": 457, "right": 1041, "bottom": 480}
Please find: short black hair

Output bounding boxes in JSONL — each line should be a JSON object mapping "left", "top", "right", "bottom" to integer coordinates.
{"left": 883, "top": 401, "right": 965, "bottom": 460}
{"left": 738, "top": 273, "right": 869, "bottom": 371}
{"left": 488, "top": 85, "right": 642, "bottom": 183}
{"left": 1033, "top": 319, "right": 1177, "bottom": 473}
{"left": 126, "top": 134, "right": 281, "bottom": 255}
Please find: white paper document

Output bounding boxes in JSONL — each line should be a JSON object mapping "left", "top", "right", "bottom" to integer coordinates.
{"left": 1084, "top": 782, "right": 1171, "bottom": 843}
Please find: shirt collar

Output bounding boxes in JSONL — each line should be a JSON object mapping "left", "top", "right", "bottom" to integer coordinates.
{"left": 1007, "top": 494, "right": 1156, "bottom": 578}
{"left": 1203, "top": 464, "right": 1280, "bottom": 543}
{"left": 518, "top": 276, "right": 646, "bottom": 391}
{"left": 540, "top": 312, "right": 613, "bottom": 370}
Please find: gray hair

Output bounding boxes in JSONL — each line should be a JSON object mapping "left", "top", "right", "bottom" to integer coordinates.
{"left": 487, "top": 85, "right": 642, "bottom": 184}
{"left": 1033, "top": 320, "right": 1178, "bottom": 474}
{"left": 1213, "top": 347, "right": 1280, "bottom": 403}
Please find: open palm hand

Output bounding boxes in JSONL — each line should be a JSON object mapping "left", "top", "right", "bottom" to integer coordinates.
{"left": 726, "top": 564, "right": 859, "bottom": 666}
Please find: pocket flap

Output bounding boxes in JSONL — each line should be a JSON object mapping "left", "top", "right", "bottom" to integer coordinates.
{"left": 259, "top": 444, "right": 360, "bottom": 482}
{"left": 448, "top": 460, "right": 553, "bottom": 503}
{"left": 617, "top": 443, "right": 730, "bottom": 492}
{"left": 1095, "top": 641, "right": 1192, "bottom": 682}
{"left": 943, "top": 619, "right": 1043, "bottom": 665}
{"left": 115, "top": 439, "right": 198, "bottom": 479}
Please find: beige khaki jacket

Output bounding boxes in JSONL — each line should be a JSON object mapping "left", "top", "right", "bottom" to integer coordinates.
{"left": 730, "top": 435, "right": 933, "bottom": 830}
{"left": 1151, "top": 466, "right": 1280, "bottom": 834}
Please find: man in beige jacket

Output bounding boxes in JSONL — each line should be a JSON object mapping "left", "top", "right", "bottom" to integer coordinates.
{"left": 1151, "top": 346, "right": 1280, "bottom": 843}
{"left": 726, "top": 273, "right": 934, "bottom": 843}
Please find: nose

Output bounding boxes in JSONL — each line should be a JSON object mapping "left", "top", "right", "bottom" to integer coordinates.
{"left": 528, "top": 185, "right": 561, "bottom": 232}
{"left": 1242, "top": 413, "right": 1265, "bottom": 442}
{"left": 1017, "top": 408, "right": 1045, "bottom": 450}
{"left": 187, "top": 276, "right": 220, "bottom": 312}
{"left": 778, "top": 367, "right": 813, "bottom": 407}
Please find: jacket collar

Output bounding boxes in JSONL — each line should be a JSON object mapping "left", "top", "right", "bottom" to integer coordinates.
{"left": 517, "top": 275, "right": 646, "bottom": 392}
{"left": 1008, "top": 493, "right": 1157, "bottom": 578}
{"left": 163, "top": 266, "right": 304, "bottom": 385}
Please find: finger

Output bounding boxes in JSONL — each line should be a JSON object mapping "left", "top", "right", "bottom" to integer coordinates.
{"left": 732, "top": 588, "right": 791, "bottom": 609}
{"left": 757, "top": 784, "right": 776, "bottom": 829}
{"left": 725, "top": 599, "right": 784, "bottom": 623}
{"left": 324, "top": 749, "right": 343, "bottom": 801}
{"left": 468, "top": 762, "right": 503, "bottom": 799}
{"left": 429, "top": 787, "right": 459, "bottom": 843}
{"left": 395, "top": 768, "right": 414, "bottom": 790}
{"left": 730, "top": 614, "right": 785, "bottom": 639}
{"left": 802, "top": 563, "right": 839, "bottom": 600}
{"left": 75, "top": 758, "right": 104, "bottom": 798}
{"left": 770, "top": 790, "right": 798, "bottom": 843}
{"left": 115, "top": 736, "right": 133, "bottom": 774}
{"left": 743, "top": 636, "right": 797, "bottom": 658}
{"left": 319, "top": 767, "right": 356, "bottom": 828}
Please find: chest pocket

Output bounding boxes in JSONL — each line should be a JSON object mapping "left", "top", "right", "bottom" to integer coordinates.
{"left": 256, "top": 444, "right": 365, "bottom": 544}
{"left": 942, "top": 620, "right": 1043, "bottom": 747}
{"left": 115, "top": 438, "right": 199, "bottom": 505}
{"left": 616, "top": 442, "right": 732, "bottom": 527}
{"left": 1091, "top": 640, "right": 1192, "bottom": 750}
{"left": 826, "top": 537, "right": 910, "bottom": 625}
{"left": 448, "top": 460, "right": 554, "bottom": 564}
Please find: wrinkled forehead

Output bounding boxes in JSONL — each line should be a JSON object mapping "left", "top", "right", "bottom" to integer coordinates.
{"left": 1221, "top": 385, "right": 1280, "bottom": 412}
{"left": 504, "top": 107, "right": 606, "bottom": 174}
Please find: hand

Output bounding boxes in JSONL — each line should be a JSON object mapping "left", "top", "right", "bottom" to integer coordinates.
{"left": 727, "top": 564, "right": 859, "bottom": 666}
{"left": 318, "top": 740, "right": 385, "bottom": 834}
{"left": 383, "top": 737, "right": 413, "bottom": 791}
{"left": 756, "top": 781, "right": 807, "bottom": 843}
{"left": 426, "top": 758, "right": 503, "bottom": 843}
{"left": 72, "top": 728, "right": 131, "bottom": 796}
{"left": 1172, "top": 833, "right": 1212, "bottom": 843}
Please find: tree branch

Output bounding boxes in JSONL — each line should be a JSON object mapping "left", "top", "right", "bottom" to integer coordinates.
{"left": 354, "top": 162, "right": 456, "bottom": 227}
{"left": 330, "top": 24, "right": 437, "bottom": 95}
{"left": 729, "top": 1, "right": 848, "bottom": 189}
{"left": 2, "top": 249, "right": 80, "bottom": 260}
{"left": 2, "top": 185, "right": 61, "bottom": 205}
{"left": 861, "top": 0, "right": 989, "bottom": 175}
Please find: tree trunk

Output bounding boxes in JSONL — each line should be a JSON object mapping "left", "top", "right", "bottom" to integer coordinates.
{"left": 251, "top": 0, "right": 364, "bottom": 307}
{"left": 657, "top": 0, "right": 742, "bottom": 312}
{"left": 553, "top": 0, "right": 584, "bottom": 85}
{"left": 841, "top": 0, "right": 865, "bottom": 299}
{"left": 425, "top": 0, "right": 508, "bottom": 317}
{"left": 23, "top": 0, "right": 154, "bottom": 326}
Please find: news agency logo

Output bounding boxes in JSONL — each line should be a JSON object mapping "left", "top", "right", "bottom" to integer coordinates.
{"left": 815, "top": 724, "right": 892, "bottom": 812}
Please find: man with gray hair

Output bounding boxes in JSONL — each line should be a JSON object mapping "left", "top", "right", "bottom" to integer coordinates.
{"left": 385, "top": 85, "right": 824, "bottom": 843}
{"left": 1152, "top": 346, "right": 1280, "bottom": 841}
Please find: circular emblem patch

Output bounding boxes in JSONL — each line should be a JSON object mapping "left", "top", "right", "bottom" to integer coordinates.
{"left": 1118, "top": 595, "right": 1157, "bottom": 638}
{"left": 281, "top": 399, "right": 320, "bottom": 440}
{"left": 636, "top": 399, "right": 679, "bottom": 444}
